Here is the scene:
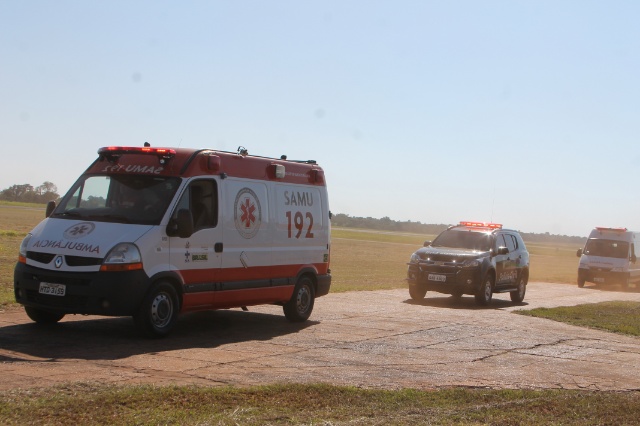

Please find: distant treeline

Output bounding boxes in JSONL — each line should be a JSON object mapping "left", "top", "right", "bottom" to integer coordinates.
{"left": 331, "top": 213, "right": 586, "bottom": 245}
{"left": 0, "top": 182, "right": 60, "bottom": 204}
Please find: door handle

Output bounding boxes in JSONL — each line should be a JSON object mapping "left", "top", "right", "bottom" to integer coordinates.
{"left": 214, "top": 242, "right": 223, "bottom": 253}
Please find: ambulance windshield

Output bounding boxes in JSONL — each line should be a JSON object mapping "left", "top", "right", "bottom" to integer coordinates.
{"left": 583, "top": 238, "right": 629, "bottom": 259}
{"left": 52, "top": 175, "right": 181, "bottom": 225}
{"left": 431, "top": 229, "right": 492, "bottom": 251}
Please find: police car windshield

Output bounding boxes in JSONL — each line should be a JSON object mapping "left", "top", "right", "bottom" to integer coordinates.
{"left": 584, "top": 238, "right": 629, "bottom": 259}
{"left": 431, "top": 229, "right": 492, "bottom": 251}
{"left": 53, "top": 175, "right": 181, "bottom": 225}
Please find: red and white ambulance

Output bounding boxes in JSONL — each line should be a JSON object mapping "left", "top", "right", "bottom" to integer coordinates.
{"left": 14, "top": 145, "right": 331, "bottom": 336}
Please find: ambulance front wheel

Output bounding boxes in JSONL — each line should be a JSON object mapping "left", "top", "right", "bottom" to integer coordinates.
{"left": 134, "top": 281, "right": 179, "bottom": 338}
{"left": 24, "top": 306, "right": 65, "bottom": 324}
{"left": 284, "top": 276, "right": 315, "bottom": 322}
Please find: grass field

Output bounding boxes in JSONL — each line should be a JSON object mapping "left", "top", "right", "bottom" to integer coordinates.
{"left": 2, "top": 383, "right": 640, "bottom": 425}
{"left": 0, "top": 205, "right": 582, "bottom": 306}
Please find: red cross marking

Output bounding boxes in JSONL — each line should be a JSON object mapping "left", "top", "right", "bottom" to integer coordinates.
{"left": 240, "top": 197, "right": 256, "bottom": 228}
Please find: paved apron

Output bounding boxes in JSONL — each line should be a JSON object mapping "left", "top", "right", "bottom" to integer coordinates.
{"left": 1, "top": 282, "right": 639, "bottom": 391}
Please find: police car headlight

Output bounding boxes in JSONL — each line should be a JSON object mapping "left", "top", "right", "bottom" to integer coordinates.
{"left": 19, "top": 233, "right": 32, "bottom": 262}
{"left": 409, "top": 253, "right": 421, "bottom": 264}
{"left": 101, "top": 243, "right": 143, "bottom": 271}
{"left": 462, "top": 259, "right": 480, "bottom": 268}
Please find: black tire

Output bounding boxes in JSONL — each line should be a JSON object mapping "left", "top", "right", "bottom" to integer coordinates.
{"left": 451, "top": 291, "right": 463, "bottom": 300}
{"left": 475, "top": 273, "right": 494, "bottom": 306}
{"left": 284, "top": 276, "right": 315, "bottom": 322}
{"left": 578, "top": 278, "right": 585, "bottom": 288}
{"left": 134, "top": 281, "right": 179, "bottom": 338}
{"left": 510, "top": 273, "right": 527, "bottom": 303}
{"left": 24, "top": 306, "right": 65, "bottom": 324}
{"left": 409, "top": 284, "right": 427, "bottom": 301}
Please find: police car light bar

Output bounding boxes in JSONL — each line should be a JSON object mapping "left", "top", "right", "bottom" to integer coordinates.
{"left": 98, "top": 146, "right": 176, "bottom": 164}
{"left": 595, "top": 226, "right": 627, "bottom": 233}
{"left": 459, "top": 221, "right": 503, "bottom": 229}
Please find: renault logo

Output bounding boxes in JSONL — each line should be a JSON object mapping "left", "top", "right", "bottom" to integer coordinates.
{"left": 54, "top": 256, "right": 63, "bottom": 269}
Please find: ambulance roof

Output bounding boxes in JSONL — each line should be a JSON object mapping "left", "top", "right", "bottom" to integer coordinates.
{"left": 84, "top": 146, "right": 326, "bottom": 186}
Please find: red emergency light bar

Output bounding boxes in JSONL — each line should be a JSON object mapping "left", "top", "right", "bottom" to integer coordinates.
{"left": 98, "top": 146, "right": 176, "bottom": 164}
{"left": 595, "top": 226, "right": 627, "bottom": 233}
{"left": 98, "top": 146, "right": 176, "bottom": 156}
{"left": 459, "top": 221, "right": 503, "bottom": 229}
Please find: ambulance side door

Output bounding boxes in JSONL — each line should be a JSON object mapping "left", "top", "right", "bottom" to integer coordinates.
{"left": 168, "top": 178, "right": 222, "bottom": 306}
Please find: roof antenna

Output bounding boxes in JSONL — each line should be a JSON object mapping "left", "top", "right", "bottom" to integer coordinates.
{"left": 144, "top": 142, "right": 150, "bottom": 147}
{"left": 237, "top": 146, "right": 248, "bottom": 156}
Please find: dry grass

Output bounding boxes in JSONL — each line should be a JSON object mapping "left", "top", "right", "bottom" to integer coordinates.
{"left": 2, "top": 383, "right": 640, "bottom": 425}
{"left": 0, "top": 206, "right": 582, "bottom": 306}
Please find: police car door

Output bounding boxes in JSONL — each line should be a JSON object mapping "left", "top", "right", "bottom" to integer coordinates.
{"left": 496, "top": 233, "right": 518, "bottom": 287}
{"left": 168, "top": 178, "right": 222, "bottom": 306}
{"left": 494, "top": 233, "right": 512, "bottom": 287}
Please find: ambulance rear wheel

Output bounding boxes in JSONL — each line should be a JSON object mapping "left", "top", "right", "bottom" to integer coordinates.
{"left": 24, "top": 306, "right": 65, "bottom": 324}
{"left": 284, "top": 276, "right": 315, "bottom": 322}
{"left": 577, "top": 278, "right": 585, "bottom": 288}
{"left": 134, "top": 281, "right": 179, "bottom": 338}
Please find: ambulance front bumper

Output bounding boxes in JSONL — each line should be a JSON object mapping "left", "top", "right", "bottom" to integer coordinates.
{"left": 14, "top": 262, "right": 150, "bottom": 316}
{"left": 578, "top": 268, "right": 629, "bottom": 286}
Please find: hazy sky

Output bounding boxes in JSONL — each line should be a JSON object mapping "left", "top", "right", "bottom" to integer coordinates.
{"left": 2, "top": 1, "right": 639, "bottom": 236}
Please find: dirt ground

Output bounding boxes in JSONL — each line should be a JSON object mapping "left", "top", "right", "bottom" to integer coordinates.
{"left": 1, "top": 282, "right": 640, "bottom": 392}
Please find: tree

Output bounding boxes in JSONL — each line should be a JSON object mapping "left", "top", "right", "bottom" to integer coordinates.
{"left": 1, "top": 184, "right": 34, "bottom": 201}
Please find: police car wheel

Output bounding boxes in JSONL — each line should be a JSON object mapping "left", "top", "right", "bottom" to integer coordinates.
{"left": 135, "top": 281, "right": 179, "bottom": 338}
{"left": 510, "top": 276, "right": 527, "bottom": 303}
{"left": 284, "top": 276, "right": 315, "bottom": 322}
{"left": 475, "top": 274, "right": 494, "bottom": 306}
{"left": 24, "top": 306, "right": 65, "bottom": 324}
{"left": 577, "top": 279, "right": 585, "bottom": 288}
{"left": 409, "top": 285, "right": 427, "bottom": 301}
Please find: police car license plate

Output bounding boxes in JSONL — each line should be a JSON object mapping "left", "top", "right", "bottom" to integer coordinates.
{"left": 39, "top": 282, "right": 66, "bottom": 297}
{"left": 594, "top": 277, "right": 605, "bottom": 283}
{"left": 428, "top": 274, "right": 446, "bottom": 282}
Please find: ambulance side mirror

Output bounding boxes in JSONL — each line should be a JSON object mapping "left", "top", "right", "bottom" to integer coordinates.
{"left": 167, "top": 208, "right": 194, "bottom": 238}
{"left": 576, "top": 248, "right": 583, "bottom": 257}
{"left": 45, "top": 201, "right": 56, "bottom": 218}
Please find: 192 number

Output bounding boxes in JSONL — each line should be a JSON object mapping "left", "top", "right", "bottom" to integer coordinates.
{"left": 286, "top": 211, "right": 314, "bottom": 238}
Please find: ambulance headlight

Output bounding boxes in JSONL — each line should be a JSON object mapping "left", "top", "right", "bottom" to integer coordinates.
{"left": 19, "top": 233, "right": 32, "bottom": 262}
{"left": 409, "top": 253, "right": 421, "bottom": 264}
{"left": 101, "top": 243, "right": 143, "bottom": 272}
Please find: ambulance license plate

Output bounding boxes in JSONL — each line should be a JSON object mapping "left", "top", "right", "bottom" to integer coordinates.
{"left": 428, "top": 274, "right": 446, "bottom": 282}
{"left": 39, "top": 282, "right": 66, "bottom": 297}
{"left": 594, "top": 277, "right": 605, "bottom": 283}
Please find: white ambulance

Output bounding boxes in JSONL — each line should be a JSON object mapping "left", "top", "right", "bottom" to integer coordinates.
{"left": 14, "top": 145, "right": 331, "bottom": 336}
{"left": 576, "top": 227, "right": 640, "bottom": 289}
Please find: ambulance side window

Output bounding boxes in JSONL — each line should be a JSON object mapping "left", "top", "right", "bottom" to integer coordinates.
{"left": 173, "top": 180, "right": 218, "bottom": 231}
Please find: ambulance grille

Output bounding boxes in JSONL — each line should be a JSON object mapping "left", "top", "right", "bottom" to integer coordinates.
{"left": 27, "top": 251, "right": 55, "bottom": 264}
{"left": 65, "top": 256, "right": 103, "bottom": 267}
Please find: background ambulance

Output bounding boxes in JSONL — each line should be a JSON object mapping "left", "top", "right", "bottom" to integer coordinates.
{"left": 576, "top": 227, "right": 640, "bottom": 289}
{"left": 14, "top": 145, "right": 331, "bottom": 337}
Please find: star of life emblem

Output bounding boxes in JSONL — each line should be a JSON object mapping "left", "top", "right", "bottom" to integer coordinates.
{"left": 234, "top": 188, "right": 261, "bottom": 239}
{"left": 63, "top": 222, "right": 96, "bottom": 239}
